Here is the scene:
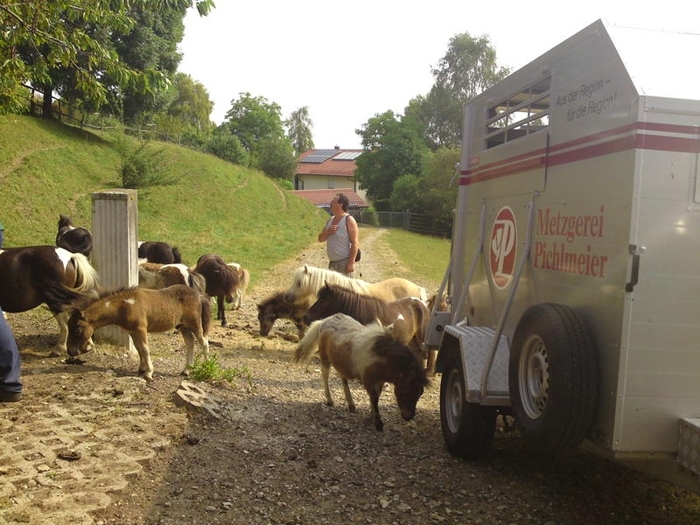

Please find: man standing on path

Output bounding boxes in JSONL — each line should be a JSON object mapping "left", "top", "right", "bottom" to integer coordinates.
{"left": 317, "top": 193, "right": 359, "bottom": 277}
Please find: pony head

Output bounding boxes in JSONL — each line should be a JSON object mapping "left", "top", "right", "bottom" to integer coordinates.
{"left": 66, "top": 309, "right": 95, "bottom": 356}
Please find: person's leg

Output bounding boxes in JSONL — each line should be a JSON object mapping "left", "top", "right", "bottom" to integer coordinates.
{"left": 0, "top": 308, "right": 22, "bottom": 402}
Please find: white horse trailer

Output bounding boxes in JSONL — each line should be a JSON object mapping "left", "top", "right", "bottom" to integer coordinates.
{"left": 426, "top": 19, "right": 700, "bottom": 491}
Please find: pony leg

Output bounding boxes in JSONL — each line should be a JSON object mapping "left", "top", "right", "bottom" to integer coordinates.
{"left": 179, "top": 329, "right": 196, "bottom": 376}
{"left": 366, "top": 382, "right": 384, "bottom": 431}
{"left": 196, "top": 330, "right": 210, "bottom": 359}
{"left": 218, "top": 296, "right": 227, "bottom": 327}
{"left": 131, "top": 332, "right": 154, "bottom": 381}
{"left": 321, "top": 363, "right": 334, "bottom": 407}
{"left": 53, "top": 312, "right": 69, "bottom": 357}
{"left": 426, "top": 349, "right": 437, "bottom": 377}
{"left": 341, "top": 379, "right": 356, "bottom": 412}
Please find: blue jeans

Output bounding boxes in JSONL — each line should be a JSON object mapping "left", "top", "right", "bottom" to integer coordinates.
{"left": 0, "top": 308, "right": 22, "bottom": 393}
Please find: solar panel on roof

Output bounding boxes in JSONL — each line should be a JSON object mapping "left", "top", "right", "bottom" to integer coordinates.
{"left": 333, "top": 151, "right": 362, "bottom": 160}
{"left": 300, "top": 150, "right": 337, "bottom": 163}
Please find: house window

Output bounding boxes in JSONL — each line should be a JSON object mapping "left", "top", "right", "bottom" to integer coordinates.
{"left": 485, "top": 75, "right": 551, "bottom": 149}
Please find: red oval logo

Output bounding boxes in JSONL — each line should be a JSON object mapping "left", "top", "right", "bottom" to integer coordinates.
{"left": 490, "top": 206, "right": 517, "bottom": 290}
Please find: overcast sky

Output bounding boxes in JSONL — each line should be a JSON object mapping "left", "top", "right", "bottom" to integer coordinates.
{"left": 178, "top": 1, "right": 700, "bottom": 150}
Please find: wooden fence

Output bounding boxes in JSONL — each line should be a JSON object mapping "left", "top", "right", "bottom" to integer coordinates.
{"left": 351, "top": 210, "right": 451, "bottom": 238}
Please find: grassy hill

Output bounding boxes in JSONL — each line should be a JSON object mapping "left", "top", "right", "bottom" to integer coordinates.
{"left": 0, "top": 115, "right": 327, "bottom": 286}
{"left": 0, "top": 115, "right": 452, "bottom": 286}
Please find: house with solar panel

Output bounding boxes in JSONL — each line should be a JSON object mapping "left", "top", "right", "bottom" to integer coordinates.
{"left": 292, "top": 147, "right": 369, "bottom": 212}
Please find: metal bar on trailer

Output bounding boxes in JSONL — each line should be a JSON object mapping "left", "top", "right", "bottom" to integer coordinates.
{"left": 480, "top": 195, "right": 537, "bottom": 398}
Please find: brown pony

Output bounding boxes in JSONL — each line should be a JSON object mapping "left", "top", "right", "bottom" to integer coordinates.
{"left": 304, "top": 283, "right": 430, "bottom": 366}
{"left": 257, "top": 291, "right": 313, "bottom": 337}
{"left": 0, "top": 246, "right": 99, "bottom": 355}
{"left": 56, "top": 215, "right": 93, "bottom": 257}
{"left": 194, "top": 254, "right": 250, "bottom": 326}
{"left": 67, "top": 285, "right": 211, "bottom": 381}
{"left": 295, "top": 313, "right": 429, "bottom": 431}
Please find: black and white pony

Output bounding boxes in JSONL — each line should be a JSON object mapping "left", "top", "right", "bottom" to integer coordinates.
{"left": 138, "top": 241, "right": 183, "bottom": 264}
{"left": 56, "top": 215, "right": 93, "bottom": 257}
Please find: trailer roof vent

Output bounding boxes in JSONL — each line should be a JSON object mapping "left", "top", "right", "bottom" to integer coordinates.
{"left": 485, "top": 75, "right": 551, "bottom": 149}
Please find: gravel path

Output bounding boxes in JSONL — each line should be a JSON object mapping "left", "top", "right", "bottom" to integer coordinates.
{"left": 1, "top": 227, "right": 699, "bottom": 525}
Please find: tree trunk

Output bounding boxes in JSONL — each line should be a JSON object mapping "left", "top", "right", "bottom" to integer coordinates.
{"left": 41, "top": 85, "right": 53, "bottom": 119}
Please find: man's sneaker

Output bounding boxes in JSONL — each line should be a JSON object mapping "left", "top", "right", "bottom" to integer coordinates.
{"left": 0, "top": 390, "right": 22, "bottom": 402}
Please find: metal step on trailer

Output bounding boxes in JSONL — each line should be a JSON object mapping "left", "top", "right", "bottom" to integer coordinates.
{"left": 444, "top": 323, "right": 510, "bottom": 405}
{"left": 678, "top": 418, "right": 700, "bottom": 477}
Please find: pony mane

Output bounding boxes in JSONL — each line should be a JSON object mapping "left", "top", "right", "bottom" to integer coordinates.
{"left": 319, "top": 283, "right": 386, "bottom": 323}
{"left": 292, "top": 265, "right": 370, "bottom": 297}
{"left": 95, "top": 286, "right": 139, "bottom": 300}
{"left": 372, "top": 333, "right": 428, "bottom": 384}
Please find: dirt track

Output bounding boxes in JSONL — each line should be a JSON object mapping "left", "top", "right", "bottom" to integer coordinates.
{"left": 1, "top": 228, "right": 700, "bottom": 525}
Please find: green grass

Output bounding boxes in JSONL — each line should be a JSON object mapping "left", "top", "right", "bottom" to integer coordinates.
{"left": 382, "top": 228, "right": 452, "bottom": 284}
{"left": 0, "top": 114, "right": 452, "bottom": 288}
{"left": 189, "top": 354, "right": 252, "bottom": 385}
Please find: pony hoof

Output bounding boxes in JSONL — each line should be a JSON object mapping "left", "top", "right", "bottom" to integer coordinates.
{"left": 348, "top": 405, "right": 356, "bottom": 413}
{"left": 374, "top": 422, "right": 384, "bottom": 432}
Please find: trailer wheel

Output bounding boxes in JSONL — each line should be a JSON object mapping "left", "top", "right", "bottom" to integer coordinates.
{"left": 509, "top": 303, "right": 598, "bottom": 455}
{"left": 440, "top": 349, "right": 497, "bottom": 460}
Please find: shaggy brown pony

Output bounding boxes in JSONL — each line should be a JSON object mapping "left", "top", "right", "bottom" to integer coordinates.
{"left": 67, "top": 285, "right": 210, "bottom": 381}
{"left": 194, "top": 254, "right": 249, "bottom": 326}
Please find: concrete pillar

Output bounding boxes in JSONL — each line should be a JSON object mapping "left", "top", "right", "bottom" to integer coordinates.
{"left": 90, "top": 189, "right": 139, "bottom": 352}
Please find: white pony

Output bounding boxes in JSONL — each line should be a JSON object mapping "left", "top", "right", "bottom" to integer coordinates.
{"left": 287, "top": 264, "right": 427, "bottom": 305}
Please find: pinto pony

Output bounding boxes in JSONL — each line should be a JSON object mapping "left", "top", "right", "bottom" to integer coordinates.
{"left": 67, "top": 285, "right": 211, "bottom": 380}
{"left": 194, "top": 254, "right": 250, "bottom": 326}
{"left": 287, "top": 265, "right": 427, "bottom": 305}
{"left": 0, "top": 246, "right": 99, "bottom": 355}
{"left": 138, "top": 261, "right": 207, "bottom": 296}
{"left": 56, "top": 215, "right": 93, "bottom": 257}
{"left": 294, "top": 313, "right": 429, "bottom": 431}
{"left": 257, "top": 291, "right": 313, "bottom": 338}
{"left": 138, "top": 241, "right": 182, "bottom": 264}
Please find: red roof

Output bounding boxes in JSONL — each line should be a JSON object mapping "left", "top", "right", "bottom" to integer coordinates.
{"left": 291, "top": 189, "right": 368, "bottom": 210}
{"left": 296, "top": 149, "right": 363, "bottom": 178}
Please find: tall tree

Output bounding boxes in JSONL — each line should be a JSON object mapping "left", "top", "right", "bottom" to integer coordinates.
{"left": 408, "top": 32, "right": 511, "bottom": 149}
{"left": 221, "top": 92, "right": 286, "bottom": 154}
{"left": 286, "top": 106, "right": 314, "bottom": 155}
{"left": 0, "top": 0, "right": 214, "bottom": 116}
{"left": 354, "top": 111, "right": 428, "bottom": 211}
{"left": 167, "top": 73, "right": 213, "bottom": 133}
{"left": 109, "top": 5, "right": 189, "bottom": 122}
{"left": 252, "top": 135, "right": 298, "bottom": 182}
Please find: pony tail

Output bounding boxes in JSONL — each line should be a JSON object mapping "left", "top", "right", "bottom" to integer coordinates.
{"left": 294, "top": 320, "right": 323, "bottom": 363}
{"left": 240, "top": 269, "right": 251, "bottom": 294}
{"left": 200, "top": 296, "right": 212, "bottom": 335}
{"left": 172, "top": 247, "right": 182, "bottom": 264}
{"left": 69, "top": 253, "right": 99, "bottom": 293}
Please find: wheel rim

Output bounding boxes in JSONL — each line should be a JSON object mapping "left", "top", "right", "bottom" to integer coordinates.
{"left": 445, "top": 368, "right": 464, "bottom": 433}
{"left": 518, "top": 333, "right": 549, "bottom": 419}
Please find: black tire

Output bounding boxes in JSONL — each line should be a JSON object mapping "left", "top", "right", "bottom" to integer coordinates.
{"left": 440, "top": 348, "right": 497, "bottom": 460}
{"left": 509, "top": 303, "right": 598, "bottom": 455}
